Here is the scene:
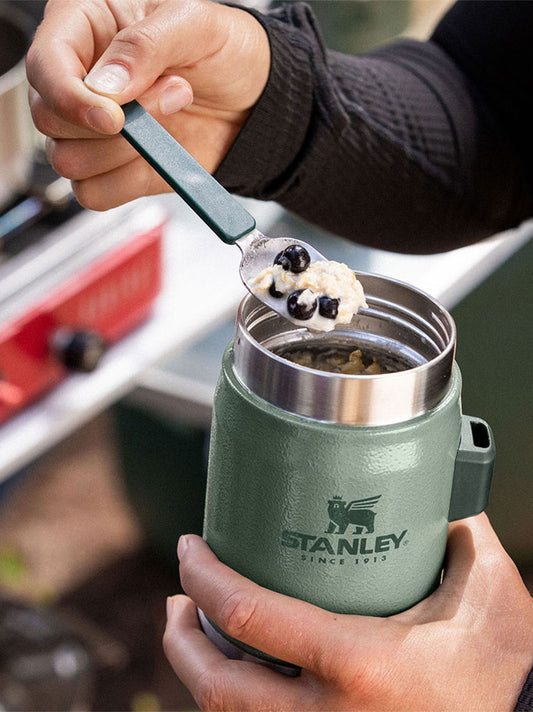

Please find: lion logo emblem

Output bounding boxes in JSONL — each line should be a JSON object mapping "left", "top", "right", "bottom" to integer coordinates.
{"left": 326, "top": 495, "right": 382, "bottom": 534}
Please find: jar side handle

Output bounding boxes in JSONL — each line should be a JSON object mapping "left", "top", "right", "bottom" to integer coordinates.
{"left": 448, "top": 415, "right": 496, "bottom": 522}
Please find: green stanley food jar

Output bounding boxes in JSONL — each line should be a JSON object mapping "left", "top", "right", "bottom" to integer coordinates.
{"left": 200, "top": 273, "right": 495, "bottom": 674}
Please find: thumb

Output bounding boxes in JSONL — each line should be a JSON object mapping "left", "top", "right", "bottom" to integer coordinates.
{"left": 85, "top": 71, "right": 193, "bottom": 121}
{"left": 84, "top": 3, "right": 206, "bottom": 111}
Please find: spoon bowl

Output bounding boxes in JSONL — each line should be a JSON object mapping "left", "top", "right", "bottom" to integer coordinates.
{"left": 236, "top": 230, "right": 326, "bottom": 315}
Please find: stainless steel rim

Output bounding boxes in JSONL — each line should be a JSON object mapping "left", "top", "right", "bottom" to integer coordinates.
{"left": 233, "top": 272, "right": 456, "bottom": 426}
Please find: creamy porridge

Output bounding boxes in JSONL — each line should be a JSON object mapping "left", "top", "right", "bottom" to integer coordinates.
{"left": 251, "top": 244, "right": 367, "bottom": 332}
{"left": 274, "top": 345, "right": 394, "bottom": 375}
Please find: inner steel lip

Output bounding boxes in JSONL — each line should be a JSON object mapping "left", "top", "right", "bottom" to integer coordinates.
{"left": 232, "top": 271, "right": 456, "bottom": 426}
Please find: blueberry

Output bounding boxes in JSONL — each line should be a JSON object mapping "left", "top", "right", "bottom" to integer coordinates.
{"left": 269, "top": 280, "right": 283, "bottom": 298}
{"left": 274, "top": 245, "right": 311, "bottom": 273}
{"left": 318, "top": 295, "right": 339, "bottom": 319}
{"left": 287, "top": 290, "right": 317, "bottom": 320}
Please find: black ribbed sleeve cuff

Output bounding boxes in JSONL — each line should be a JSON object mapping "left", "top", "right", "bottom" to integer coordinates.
{"left": 515, "top": 667, "right": 533, "bottom": 712}
{"left": 215, "top": 3, "right": 321, "bottom": 198}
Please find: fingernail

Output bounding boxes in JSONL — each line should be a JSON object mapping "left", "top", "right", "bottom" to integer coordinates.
{"left": 177, "top": 535, "right": 189, "bottom": 559}
{"left": 86, "top": 106, "right": 118, "bottom": 133}
{"left": 159, "top": 84, "right": 193, "bottom": 115}
{"left": 166, "top": 596, "right": 175, "bottom": 619}
{"left": 85, "top": 63, "right": 130, "bottom": 95}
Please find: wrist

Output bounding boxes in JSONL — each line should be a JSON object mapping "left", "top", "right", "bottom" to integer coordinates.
{"left": 210, "top": 2, "right": 271, "bottom": 112}
{"left": 214, "top": 3, "right": 319, "bottom": 195}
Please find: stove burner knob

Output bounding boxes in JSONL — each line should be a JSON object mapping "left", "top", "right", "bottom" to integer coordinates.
{"left": 51, "top": 328, "right": 106, "bottom": 372}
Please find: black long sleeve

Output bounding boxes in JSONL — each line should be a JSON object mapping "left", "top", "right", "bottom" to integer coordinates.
{"left": 515, "top": 667, "right": 533, "bottom": 712}
{"left": 215, "top": 1, "right": 533, "bottom": 253}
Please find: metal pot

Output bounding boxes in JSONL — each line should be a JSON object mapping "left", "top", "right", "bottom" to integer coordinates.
{"left": 0, "top": 3, "right": 35, "bottom": 209}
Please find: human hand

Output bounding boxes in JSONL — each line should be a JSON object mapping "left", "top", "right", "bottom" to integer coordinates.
{"left": 26, "top": 0, "right": 269, "bottom": 210}
{"left": 164, "top": 513, "right": 533, "bottom": 711}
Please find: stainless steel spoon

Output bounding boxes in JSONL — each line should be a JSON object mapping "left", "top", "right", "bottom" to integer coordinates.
{"left": 120, "top": 100, "right": 326, "bottom": 321}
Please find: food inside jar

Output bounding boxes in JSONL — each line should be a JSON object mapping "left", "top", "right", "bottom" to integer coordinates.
{"left": 273, "top": 345, "right": 400, "bottom": 375}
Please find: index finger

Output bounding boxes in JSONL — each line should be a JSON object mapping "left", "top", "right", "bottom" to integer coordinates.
{"left": 164, "top": 595, "right": 313, "bottom": 711}
{"left": 178, "top": 534, "right": 385, "bottom": 677}
{"left": 25, "top": 0, "right": 123, "bottom": 132}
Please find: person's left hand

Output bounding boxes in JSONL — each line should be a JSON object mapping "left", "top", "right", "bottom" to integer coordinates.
{"left": 164, "top": 514, "right": 533, "bottom": 711}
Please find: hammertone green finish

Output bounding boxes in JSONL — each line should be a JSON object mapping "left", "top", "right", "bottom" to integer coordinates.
{"left": 204, "top": 347, "right": 470, "bottom": 618}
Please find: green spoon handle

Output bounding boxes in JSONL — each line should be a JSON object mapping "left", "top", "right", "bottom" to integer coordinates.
{"left": 121, "top": 100, "right": 256, "bottom": 244}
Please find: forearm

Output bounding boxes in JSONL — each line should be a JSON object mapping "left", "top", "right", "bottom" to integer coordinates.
{"left": 216, "top": 2, "right": 532, "bottom": 253}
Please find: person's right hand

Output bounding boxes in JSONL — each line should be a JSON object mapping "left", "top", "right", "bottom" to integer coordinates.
{"left": 166, "top": 514, "right": 533, "bottom": 711}
{"left": 26, "top": 0, "right": 270, "bottom": 210}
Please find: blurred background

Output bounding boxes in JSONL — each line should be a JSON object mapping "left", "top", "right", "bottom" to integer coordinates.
{"left": 0, "top": 0, "right": 530, "bottom": 710}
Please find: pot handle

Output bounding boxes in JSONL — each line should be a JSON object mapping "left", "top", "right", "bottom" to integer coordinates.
{"left": 448, "top": 415, "right": 496, "bottom": 522}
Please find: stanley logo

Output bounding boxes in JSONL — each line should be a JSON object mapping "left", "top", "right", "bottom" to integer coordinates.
{"left": 281, "top": 494, "right": 408, "bottom": 565}
{"left": 327, "top": 495, "right": 382, "bottom": 534}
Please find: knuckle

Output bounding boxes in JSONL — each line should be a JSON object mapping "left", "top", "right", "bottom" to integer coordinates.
{"left": 28, "top": 98, "right": 53, "bottom": 138}
{"left": 71, "top": 180, "right": 108, "bottom": 211}
{"left": 29, "top": 95, "right": 83, "bottom": 140}
{"left": 303, "top": 644, "right": 331, "bottom": 678}
{"left": 218, "top": 588, "right": 259, "bottom": 639}
{"left": 194, "top": 667, "right": 232, "bottom": 712}
{"left": 25, "top": 46, "right": 39, "bottom": 85}
{"left": 304, "top": 637, "right": 345, "bottom": 681}
{"left": 338, "top": 655, "right": 387, "bottom": 700}
{"left": 70, "top": 180, "right": 92, "bottom": 209}
{"left": 27, "top": 78, "right": 79, "bottom": 132}
{"left": 30, "top": 111, "right": 49, "bottom": 138}
{"left": 475, "top": 546, "right": 507, "bottom": 575}
{"left": 25, "top": 43, "right": 47, "bottom": 89}
{"left": 113, "top": 23, "right": 161, "bottom": 60}
{"left": 316, "top": 627, "right": 384, "bottom": 690}
{"left": 45, "top": 141, "right": 76, "bottom": 179}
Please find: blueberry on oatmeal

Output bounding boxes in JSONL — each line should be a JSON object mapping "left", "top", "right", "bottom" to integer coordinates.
{"left": 287, "top": 290, "right": 317, "bottom": 320}
{"left": 318, "top": 296, "right": 339, "bottom": 319}
{"left": 274, "top": 245, "right": 311, "bottom": 273}
{"left": 269, "top": 280, "right": 283, "bottom": 298}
